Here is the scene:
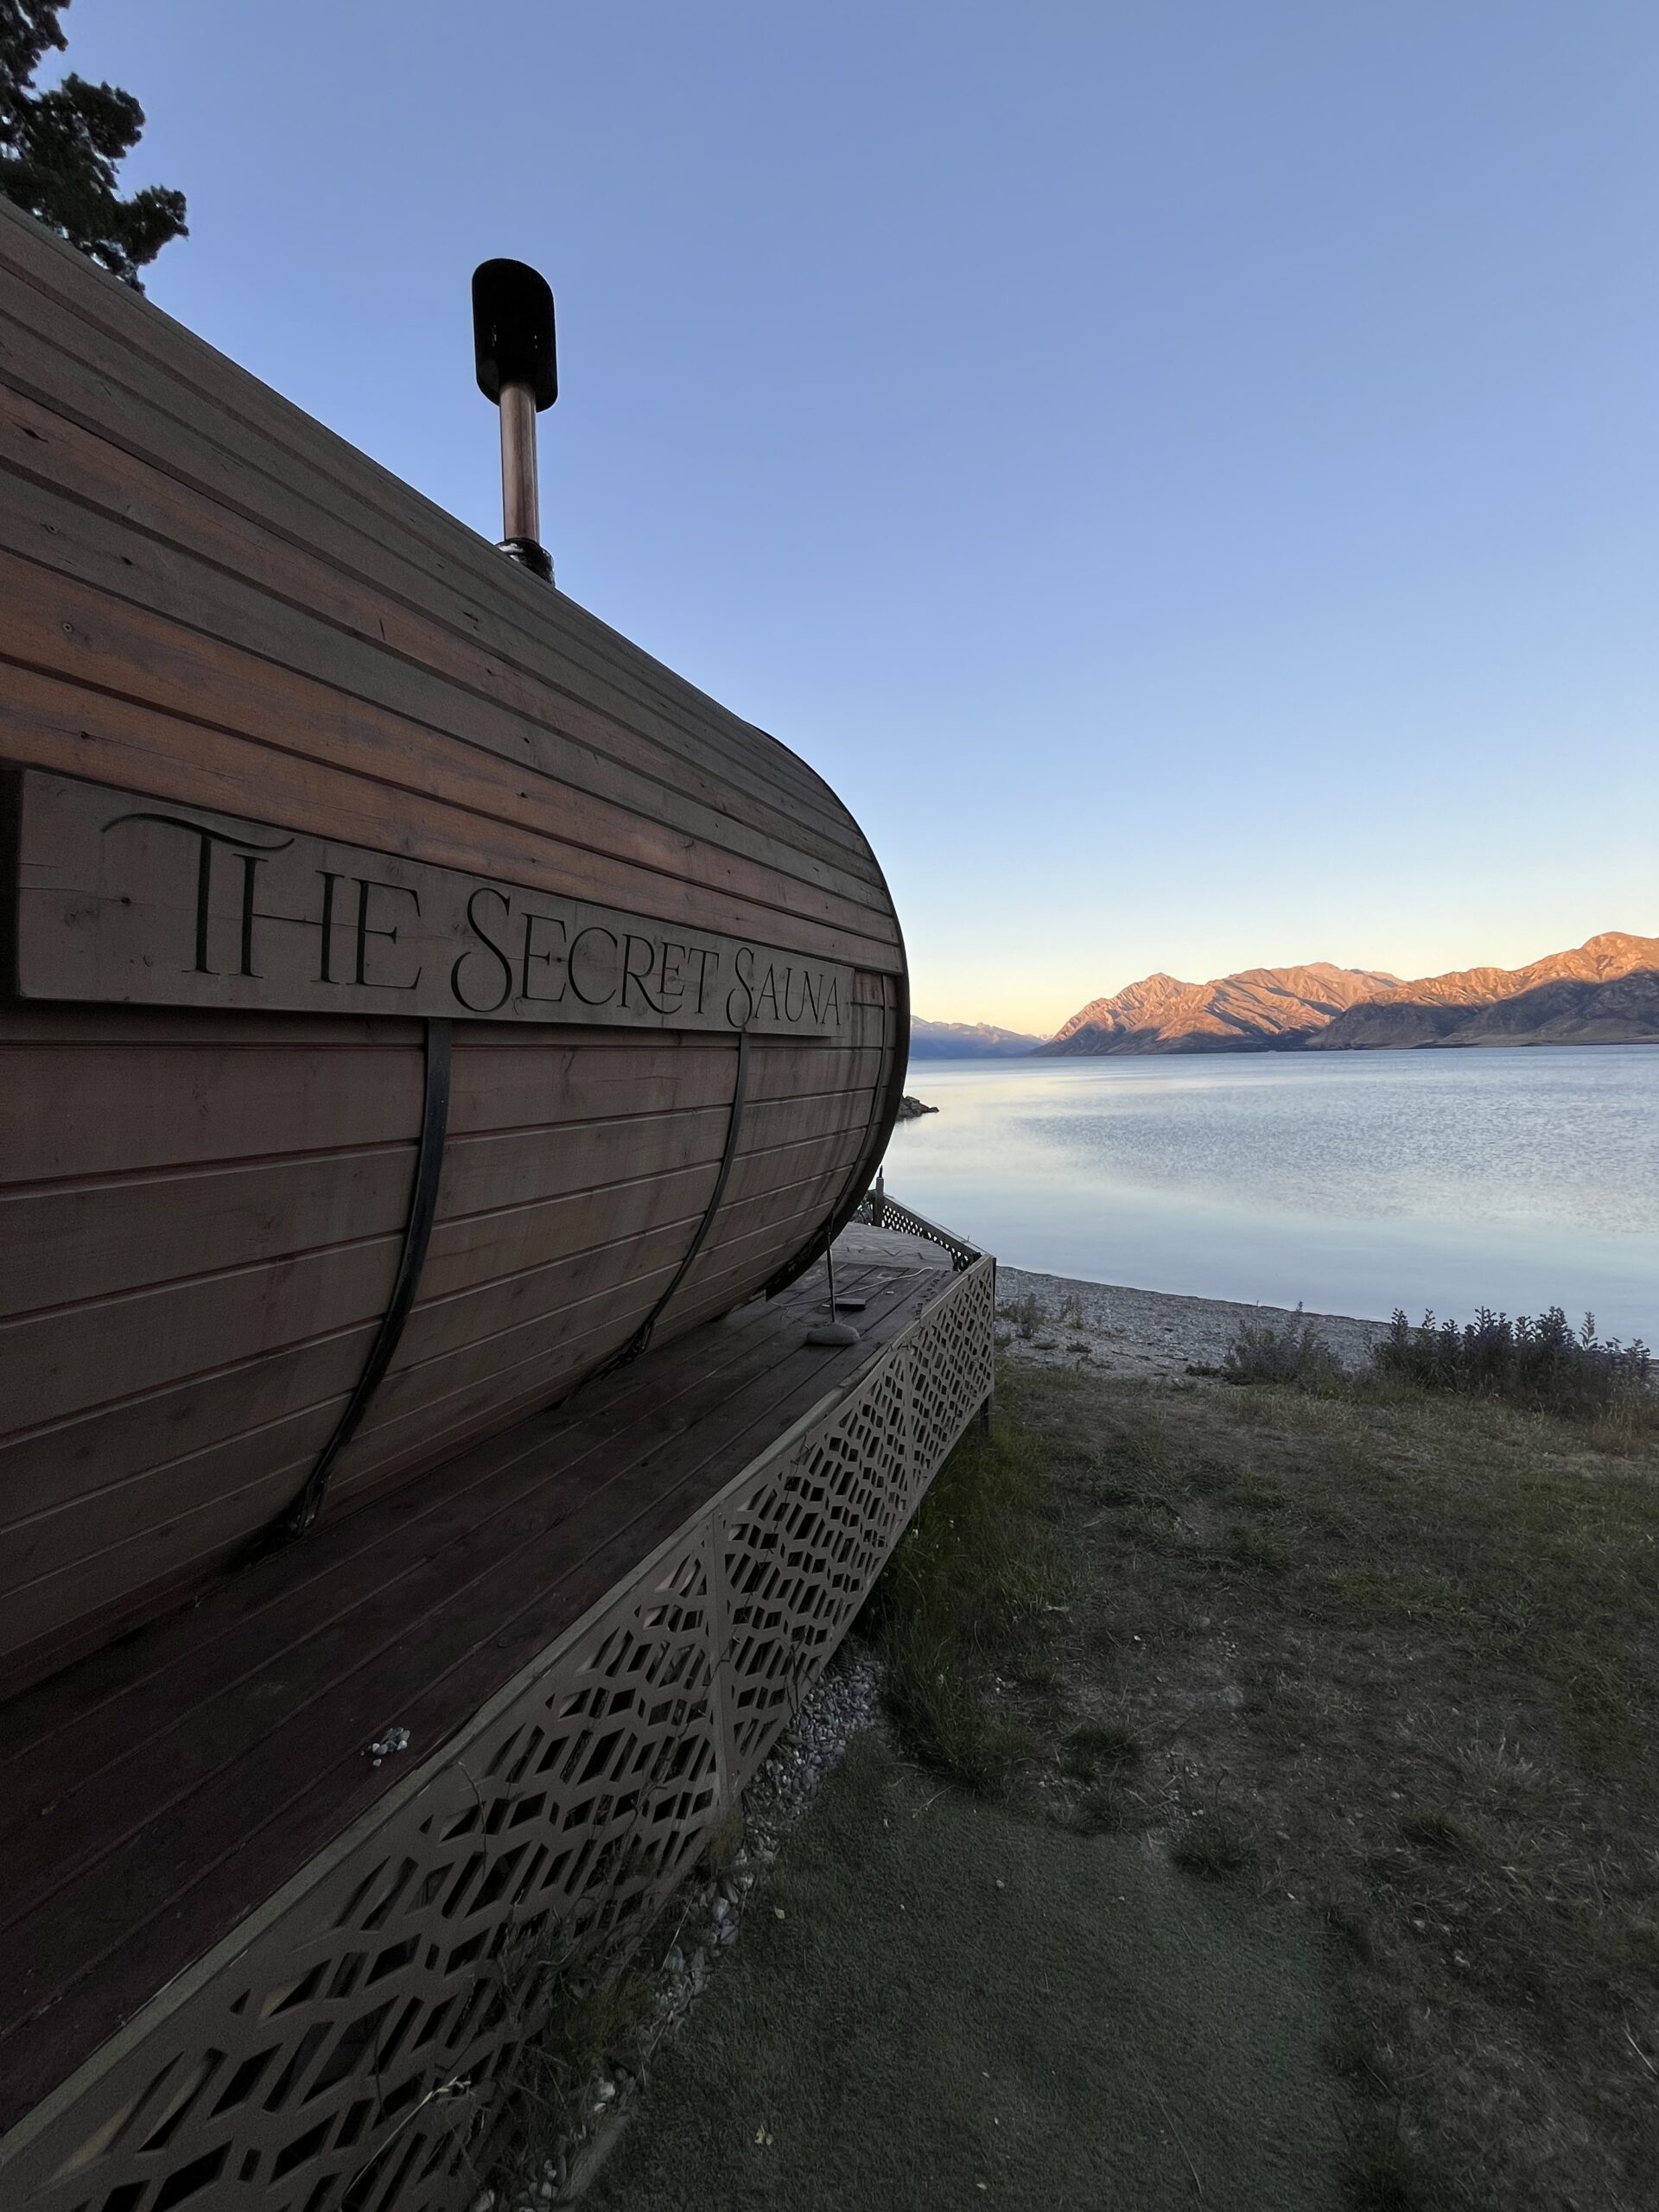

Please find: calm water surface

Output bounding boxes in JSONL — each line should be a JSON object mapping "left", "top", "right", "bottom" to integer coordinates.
{"left": 884, "top": 1050, "right": 1659, "bottom": 1339}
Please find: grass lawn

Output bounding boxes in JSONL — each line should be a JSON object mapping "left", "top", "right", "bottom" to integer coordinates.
{"left": 589, "top": 1731, "right": 1344, "bottom": 2210}
{"left": 583, "top": 1351, "right": 1659, "bottom": 2212}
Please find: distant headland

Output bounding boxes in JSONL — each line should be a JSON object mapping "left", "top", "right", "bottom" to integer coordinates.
{"left": 913, "top": 932, "right": 1659, "bottom": 1058}
{"left": 909, "top": 1018, "right": 1049, "bottom": 1059}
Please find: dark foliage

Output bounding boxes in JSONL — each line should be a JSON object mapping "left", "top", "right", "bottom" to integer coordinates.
{"left": 1221, "top": 1311, "right": 1341, "bottom": 1390}
{"left": 1371, "top": 1304, "right": 1653, "bottom": 1424}
{"left": 1, "top": 1, "right": 186, "bottom": 286}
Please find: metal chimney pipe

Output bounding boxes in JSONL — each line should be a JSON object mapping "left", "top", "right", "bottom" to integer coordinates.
{"left": 499, "top": 380, "right": 540, "bottom": 544}
{"left": 473, "top": 259, "right": 557, "bottom": 583}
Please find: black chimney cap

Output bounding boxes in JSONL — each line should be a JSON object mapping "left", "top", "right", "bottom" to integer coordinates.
{"left": 473, "top": 258, "right": 557, "bottom": 410}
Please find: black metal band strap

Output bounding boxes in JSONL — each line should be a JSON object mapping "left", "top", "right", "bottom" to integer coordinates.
{"left": 609, "top": 1027, "right": 752, "bottom": 1370}
{"left": 283, "top": 1017, "right": 454, "bottom": 1539}
{"left": 762, "top": 963, "right": 911, "bottom": 1300}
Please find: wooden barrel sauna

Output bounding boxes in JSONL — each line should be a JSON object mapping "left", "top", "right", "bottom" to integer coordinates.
{"left": 0, "top": 200, "right": 907, "bottom": 1694}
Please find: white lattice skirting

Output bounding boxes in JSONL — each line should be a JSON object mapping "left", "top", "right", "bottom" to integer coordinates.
{"left": 2, "top": 1255, "right": 996, "bottom": 2212}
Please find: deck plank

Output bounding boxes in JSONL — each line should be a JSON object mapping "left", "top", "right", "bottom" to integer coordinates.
{"left": 0, "top": 1251, "right": 952, "bottom": 2128}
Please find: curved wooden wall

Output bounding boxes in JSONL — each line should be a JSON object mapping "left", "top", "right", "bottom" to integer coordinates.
{"left": 0, "top": 201, "right": 906, "bottom": 1691}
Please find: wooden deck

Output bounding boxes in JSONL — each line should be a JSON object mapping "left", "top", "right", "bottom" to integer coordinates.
{"left": 0, "top": 1230, "right": 983, "bottom": 2198}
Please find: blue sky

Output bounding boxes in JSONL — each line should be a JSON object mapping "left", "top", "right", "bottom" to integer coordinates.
{"left": 56, "top": 2, "right": 1659, "bottom": 1033}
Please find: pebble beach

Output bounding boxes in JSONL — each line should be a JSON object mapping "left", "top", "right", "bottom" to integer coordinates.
{"left": 833, "top": 1223, "right": 1394, "bottom": 1378}
{"left": 994, "top": 1266, "right": 1394, "bottom": 1377}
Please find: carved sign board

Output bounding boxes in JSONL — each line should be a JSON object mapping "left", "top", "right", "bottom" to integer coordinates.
{"left": 3, "top": 770, "right": 855, "bottom": 1037}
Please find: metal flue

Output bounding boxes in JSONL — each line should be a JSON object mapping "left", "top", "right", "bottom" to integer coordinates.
{"left": 472, "top": 258, "right": 557, "bottom": 582}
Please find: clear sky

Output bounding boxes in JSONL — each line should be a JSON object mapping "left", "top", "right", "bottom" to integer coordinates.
{"left": 54, "top": 2, "right": 1659, "bottom": 1033}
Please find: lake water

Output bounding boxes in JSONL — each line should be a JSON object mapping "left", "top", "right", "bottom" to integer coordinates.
{"left": 883, "top": 1049, "right": 1659, "bottom": 1342}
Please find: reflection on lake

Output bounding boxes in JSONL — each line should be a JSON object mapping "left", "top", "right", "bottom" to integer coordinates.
{"left": 884, "top": 1049, "right": 1659, "bottom": 1338}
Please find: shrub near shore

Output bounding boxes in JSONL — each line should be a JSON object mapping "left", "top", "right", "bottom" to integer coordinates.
{"left": 871, "top": 1309, "right": 1659, "bottom": 2212}
{"left": 1220, "top": 1300, "right": 1654, "bottom": 1438}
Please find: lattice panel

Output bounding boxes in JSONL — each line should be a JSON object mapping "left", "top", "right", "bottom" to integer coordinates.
{"left": 2, "top": 1538, "right": 722, "bottom": 2212}
{"left": 716, "top": 1256, "right": 996, "bottom": 1789}
{"left": 909, "top": 1253, "right": 996, "bottom": 1473}
{"left": 2, "top": 1261, "right": 995, "bottom": 2212}
{"left": 717, "top": 1349, "right": 911, "bottom": 1788}
{"left": 856, "top": 1194, "right": 983, "bottom": 1272}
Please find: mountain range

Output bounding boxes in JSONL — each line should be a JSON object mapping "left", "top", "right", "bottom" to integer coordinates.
{"left": 920, "top": 933, "right": 1659, "bottom": 1058}
{"left": 1039, "top": 961, "right": 1399, "bottom": 1056}
{"left": 908, "top": 1017, "right": 1048, "bottom": 1058}
{"left": 1310, "top": 934, "right": 1659, "bottom": 1052}
{"left": 1039, "top": 933, "right": 1659, "bottom": 1055}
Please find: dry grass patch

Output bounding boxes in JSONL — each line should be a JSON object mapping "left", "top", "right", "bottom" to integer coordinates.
{"left": 862, "top": 1410, "right": 1068, "bottom": 1788}
{"left": 889, "top": 1358, "right": 1659, "bottom": 2211}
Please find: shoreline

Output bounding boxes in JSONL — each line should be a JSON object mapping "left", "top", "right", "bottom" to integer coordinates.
{"left": 831, "top": 1224, "right": 1393, "bottom": 1377}
{"left": 914, "top": 1035, "right": 1659, "bottom": 1061}
{"left": 994, "top": 1265, "right": 1394, "bottom": 1378}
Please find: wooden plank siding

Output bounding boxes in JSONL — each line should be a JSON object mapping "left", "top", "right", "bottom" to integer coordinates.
{"left": 0, "top": 228, "right": 876, "bottom": 869}
{"left": 0, "top": 200, "right": 907, "bottom": 1690}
